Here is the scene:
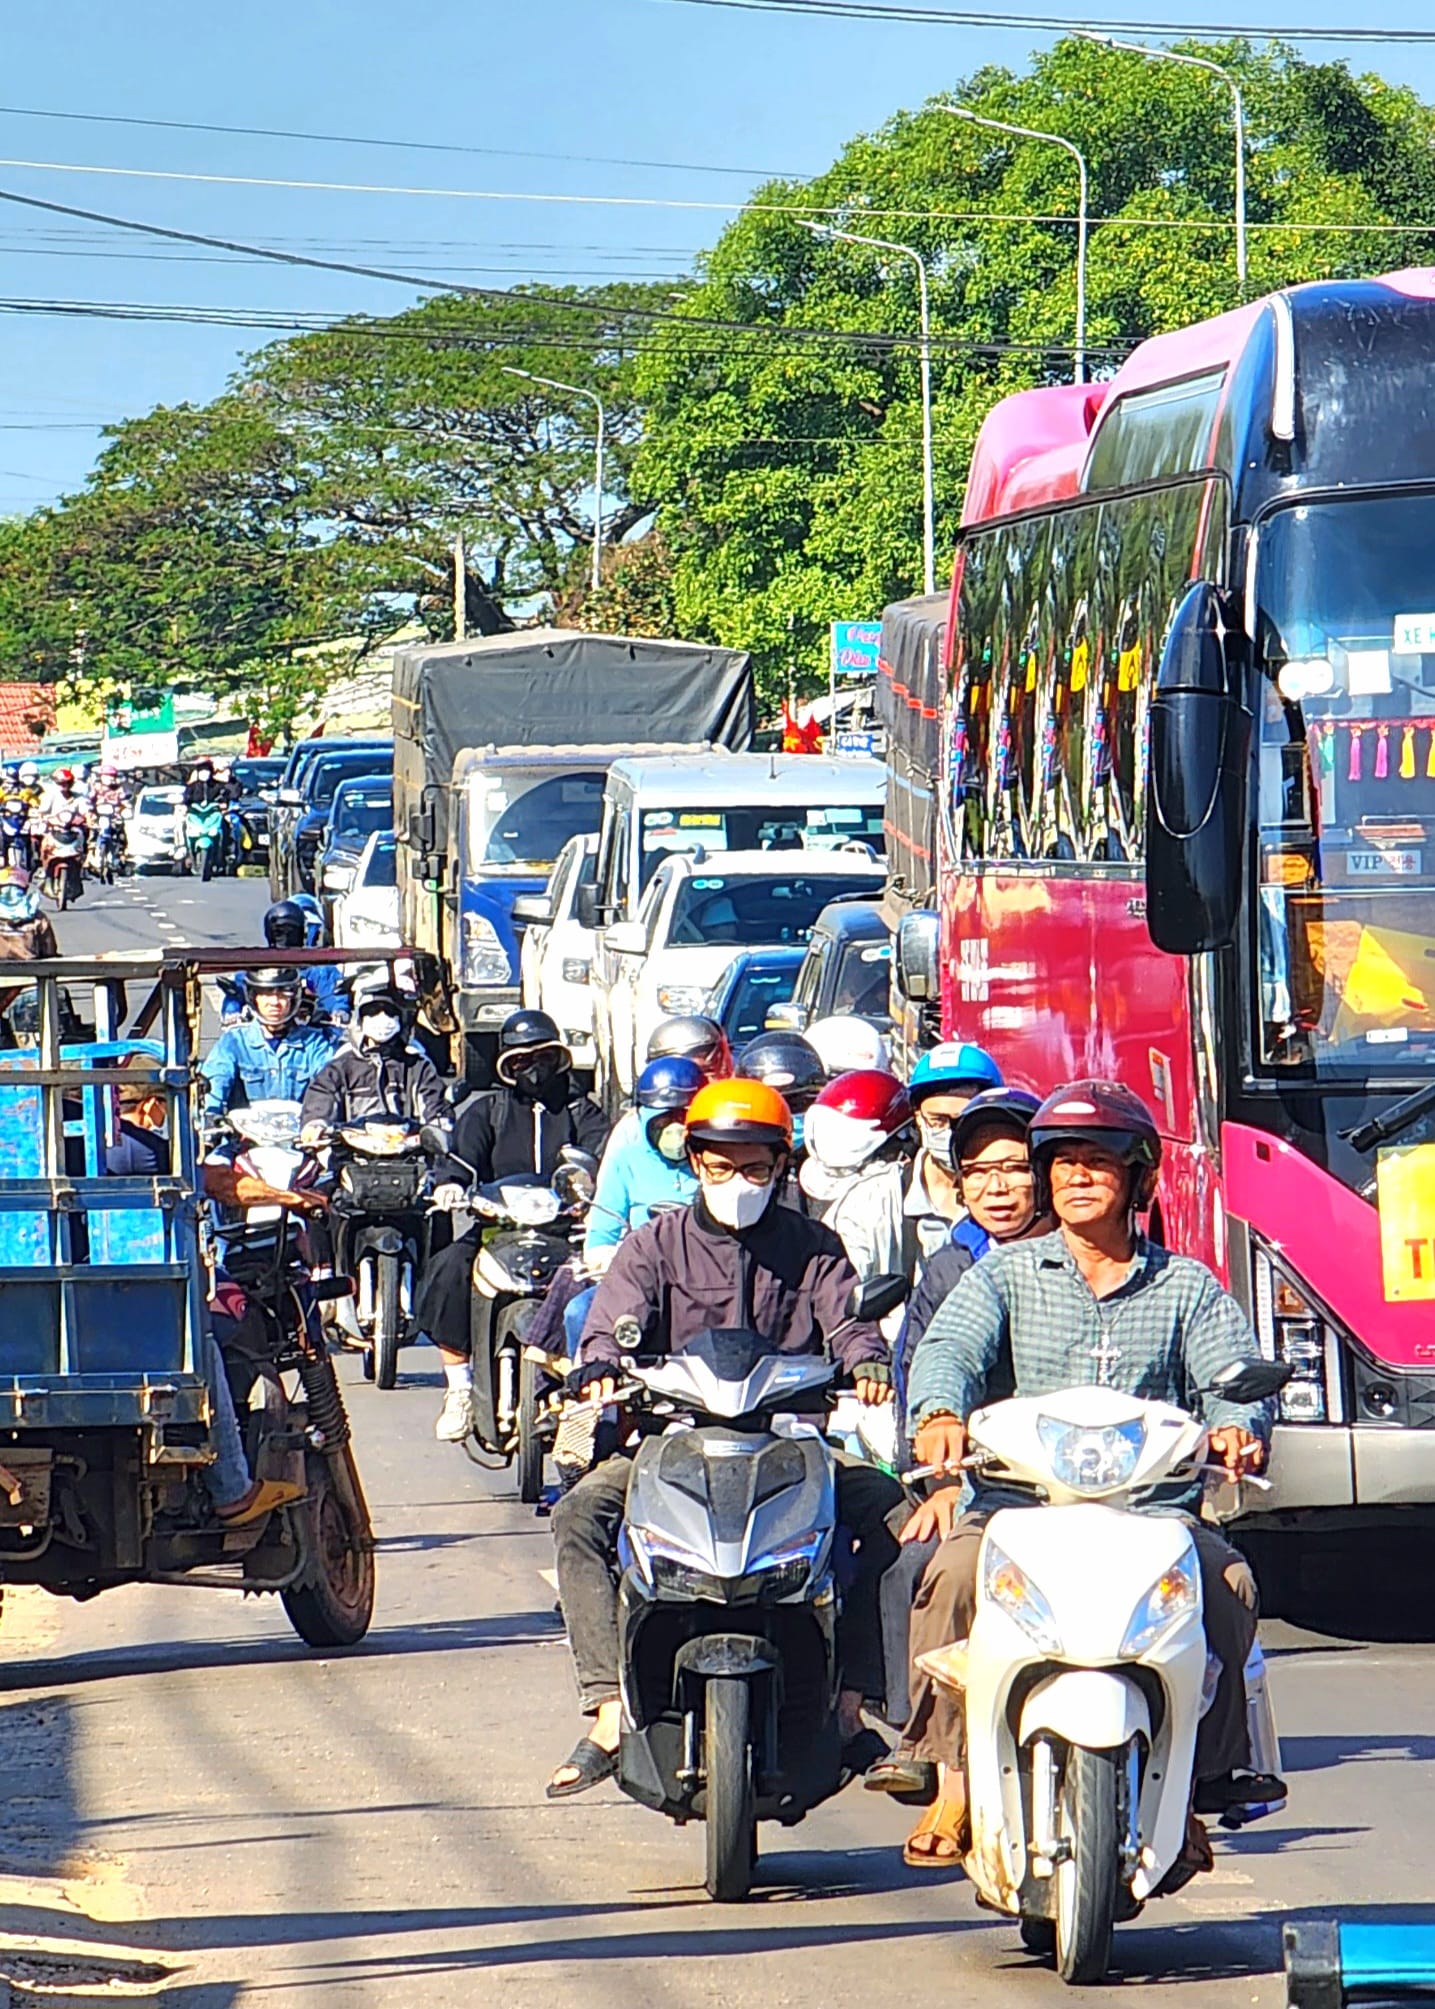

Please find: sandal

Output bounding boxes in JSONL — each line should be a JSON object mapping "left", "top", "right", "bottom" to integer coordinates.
{"left": 903, "top": 1791, "right": 969, "bottom": 1870}
{"left": 545, "top": 1736, "right": 620, "bottom": 1800}
{"left": 865, "top": 1753, "right": 938, "bottom": 1804}
{"left": 841, "top": 1727, "right": 890, "bottom": 1779}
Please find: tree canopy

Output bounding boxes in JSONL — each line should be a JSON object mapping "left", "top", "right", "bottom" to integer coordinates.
{"left": 6, "top": 38, "right": 1435, "bottom": 724}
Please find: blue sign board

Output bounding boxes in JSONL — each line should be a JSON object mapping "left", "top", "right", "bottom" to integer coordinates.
{"left": 831, "top": 621, "right": 882, "bottom": 678}
{"left": 832, "top": 729, "right": 879, "bottom": 756}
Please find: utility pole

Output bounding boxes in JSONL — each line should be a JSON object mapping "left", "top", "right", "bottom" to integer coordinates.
{"left": 453, "top": 530, "right": 466, "bottom": 643}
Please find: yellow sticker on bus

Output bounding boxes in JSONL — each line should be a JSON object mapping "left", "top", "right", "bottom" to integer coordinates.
{"left": 1376, "top": 1142, "right": 1435, "bottom": 1302}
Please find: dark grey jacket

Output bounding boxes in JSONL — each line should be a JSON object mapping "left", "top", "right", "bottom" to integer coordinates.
{"left": 580, "top": 1194, "right": 888, "bottom": 1374}
{"left": 300, "top": 1042, "right": 450, "bottom": 1128}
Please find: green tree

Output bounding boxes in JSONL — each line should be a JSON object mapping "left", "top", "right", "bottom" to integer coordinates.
{"left": 635, "top": 38, "right": 1435, "bottom": 703}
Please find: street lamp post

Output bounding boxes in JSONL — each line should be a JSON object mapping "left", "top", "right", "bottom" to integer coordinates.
{"left": 942, "top": 105, "right": 1089, "bottom": 384}
{"left": 1078, "top": 34, "right": 1247, "bottom": 296}
{"left": 797, "top": 218, "right": 936, "bottom": 597}
{"left": 502, "top": 366, "right": 606, "bottom": 595}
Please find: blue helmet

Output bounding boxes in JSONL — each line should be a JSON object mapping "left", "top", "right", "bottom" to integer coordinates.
{"left": 908, "top": 1041, "right": 1003, "bottom": 1104}
{"left": 635, "top": 1054, "right": 706, "bottom": 1114}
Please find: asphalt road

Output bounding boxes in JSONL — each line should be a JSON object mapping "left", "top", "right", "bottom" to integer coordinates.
{"left": 2, "top": 868, "right": 1434, "bottom": 2006}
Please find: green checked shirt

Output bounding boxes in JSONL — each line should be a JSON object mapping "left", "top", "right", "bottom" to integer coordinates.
{"left": 907, "top": 1230, "right": 1272, "bottom": 1514}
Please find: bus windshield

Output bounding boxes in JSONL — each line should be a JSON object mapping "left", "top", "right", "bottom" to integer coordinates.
{"left": 1253, "top": 493, "right": 1435, "bottom": 1076}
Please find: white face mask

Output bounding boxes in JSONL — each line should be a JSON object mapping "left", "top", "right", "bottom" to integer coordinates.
{"left": 703, "top": 1175, "right": 774, "bottom": 1231}
{"left": 918, "top": 1117, "right": 955, "bottom": 1167}
{"left": 361, "top": 1012, "right": 402, "bottom": 1046}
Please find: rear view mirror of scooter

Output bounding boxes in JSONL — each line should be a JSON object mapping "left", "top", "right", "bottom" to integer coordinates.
{"left": 847, "top": 1271, "right": 909, "bottom": 1325}
{"left": 1205, "top": 1359, "right": 1293, "bottom": 1406}
{"left": 419, "top": 1120, "right": 454, "bottom": 1160}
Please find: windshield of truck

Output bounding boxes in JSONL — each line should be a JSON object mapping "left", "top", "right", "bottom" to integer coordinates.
{"left": 639, "top": 799, "right": 884, "bottom": 887}
{"left": 332, "top": 786, "right": 393, "bottom": 845}
{"left": 469, "top": 770, "right": 607, "bottom": 873}
{"left": 832, "top": 936, "right": 893, "bottom": 1017}
{"left": 136, "top": 790, "right": 179, "bottom": 818}
{"left": 1253, "top": 494, "right": 1435, "bottom": 1076}
{"left": 668, "top": 872, "right": 879, "bottom": 949}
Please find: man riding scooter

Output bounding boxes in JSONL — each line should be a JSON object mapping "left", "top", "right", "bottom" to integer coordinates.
{"left": 545, "top": 1077, "right": 901, "bottom": 1800}
{"left": 877, "top": 1080, "right": 1285, "bottom": 1869}
{"left": 263, "top": 898, "right": 350, "bottom": 1023}
{"left": 201, "top": 967, "right": 341, "bottom": 1119}
{"left": 414, "top": 1008, "right": 610, "bottom": 1442}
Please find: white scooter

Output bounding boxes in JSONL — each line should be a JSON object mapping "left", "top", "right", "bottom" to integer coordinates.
{"left": 916, "top": 1358, "right": 1290, "bottom": 1985}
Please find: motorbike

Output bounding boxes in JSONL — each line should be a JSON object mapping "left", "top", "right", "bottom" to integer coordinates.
{"left": 87, "top": 808, "right": 126, "bottom": 885}
{"left": 0, "top": 957, "right": 373, "bottom": 1650}
{"left": 426, "top": 1127, "right": 595, "bottom": 1503}
{"left": 40, "top": 820, "right": 87, "bottom": 909}
{"left": 324, "top": 1114, "right": 437, "bottom": 1390}
{"left": 913, "top": 1358, "right": 1291, "bottom": 1984}
{"left": 1, "top": 796, "right": 31, "bottom": 872}
{"left": 602, "top": 1275, "right": 908, "bottom": 1902}
{"left": 184, "top": 800, "right": 226, "bottom": 881}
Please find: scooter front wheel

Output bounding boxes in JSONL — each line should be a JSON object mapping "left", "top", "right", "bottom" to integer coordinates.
{"left": 1053, "top": 1744, "right": 1120, "bottom": 1984}
{"left": 372, "top": 1252, "right": 402, "bottom": 1390}
{"left": 516, "top": 1342, "right": 544, "bottom": 1504}
{"left": 704, "top": 1676, "right": 757, "bottom": 1902}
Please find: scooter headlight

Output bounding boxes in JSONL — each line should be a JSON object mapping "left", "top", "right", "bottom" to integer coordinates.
{"left": 742, "top": 1531, "right": 828, "bottom": 1604}
{"left": 1037, "top": 1414, "right": 1145, "bottom": 1495}
{"left": 628, "top": 1526, "right": 724, "bottom": 1603}
{"left": 500, "top": 1185, "right": 561, "bottom": 1227}
{"left": 982, "top": 1540, "right": 1063, "bottom": 1655}
{"left": 1120, "top": 1544, "right": 1201, "bottom": 1659}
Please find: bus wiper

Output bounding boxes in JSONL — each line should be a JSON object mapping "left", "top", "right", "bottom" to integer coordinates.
{"left": 1344, "top": 1079, "right": 1435, "bottom": 1154}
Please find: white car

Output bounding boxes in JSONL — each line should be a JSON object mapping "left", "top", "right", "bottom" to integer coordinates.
{"left": 125, "top": 784, "right": 185, "bottom": 873}
{"left": 333, "top": 831, "right": 401, "bottom": 949}
{"left": 517, "top": 832, "right": 598, "bottom": 1069}
{"left": 601, "top": 848, "right": 886, "bottom": 1098}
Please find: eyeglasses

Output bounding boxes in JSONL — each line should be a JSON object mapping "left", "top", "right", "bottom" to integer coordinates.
{"left": 958, "top": 1159, "right": 1034, "bottom": 1190}
{"left": 697, "top": 1156, "right": 778, "bottom": 1185}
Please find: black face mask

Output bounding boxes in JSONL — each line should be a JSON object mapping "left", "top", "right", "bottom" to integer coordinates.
{"left": 511, "top": 1052, "right": 567, "bottom": 1094}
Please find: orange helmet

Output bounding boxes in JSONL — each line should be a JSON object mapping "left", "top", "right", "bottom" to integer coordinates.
{"left": 685, "top": 1076, "right": 793, "bottom": 1151}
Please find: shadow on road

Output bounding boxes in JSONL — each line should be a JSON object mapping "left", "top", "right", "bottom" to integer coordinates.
{"left": 1244, "top": 1527, "right": 1435, "bottom": 1643}
{"left": 0, "top": 1608, "right": 562, "bottom": 1692}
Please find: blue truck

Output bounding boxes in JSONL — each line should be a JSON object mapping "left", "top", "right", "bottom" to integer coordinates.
{"left": 391, "top": 628, "right": 754, "bottom": 1082}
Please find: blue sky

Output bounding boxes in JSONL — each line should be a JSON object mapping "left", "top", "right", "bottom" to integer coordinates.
{"left": 1, "top": 0, "right": 1432, "bottom": 512}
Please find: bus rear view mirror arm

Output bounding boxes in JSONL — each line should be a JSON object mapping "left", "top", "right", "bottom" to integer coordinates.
{"left": 1145, "top": 580, "right": 1251, "bottom": 958}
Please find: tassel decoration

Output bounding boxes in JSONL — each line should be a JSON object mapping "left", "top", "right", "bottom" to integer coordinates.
{"left": 1401, "top": 724, "right": 1417, "bottom": 780}
{"left": 1348, "top": 724, "right": 1363, "bottom": 781}
{"left": 1375, "top": 723, "right": 1390, "bottom": 779}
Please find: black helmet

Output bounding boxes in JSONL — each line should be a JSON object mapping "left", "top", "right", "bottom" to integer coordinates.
{"left": 645, "top": 1014, "right": 733, "bottom": 1078}
{"left": 264, "top": 899, "right": 309, "bottom": 951}
{"left": 735, "top": 1031, "right": 826, "bottom": 1111}
{"left": 495, "top": 1007, "right": 570, "bottom": 1086}
{"left": 950, "top": 1086, "right": 1043, "bottom": 1166}
{"left": 243, "top": 966, "right": 302, "bottom": 1025}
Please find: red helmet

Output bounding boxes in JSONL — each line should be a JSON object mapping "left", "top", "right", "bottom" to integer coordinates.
{"left": 1029, "top": 1080, "right": 1162, "bottom": 1206}
{"left": 54, "top": 768, "right": 74, "bottom": 786}
{"left": 804, "top": 1069, "right": 914, "bottom": 1173}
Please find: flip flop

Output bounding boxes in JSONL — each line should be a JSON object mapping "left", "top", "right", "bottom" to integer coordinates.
{"left": 903, "top": 1794, "right": 969, "bottom": 1871}
{"left": 841, "top": 1727, "right": 890, "bottom": 1779}
{"left": 864, "top": 1754, "right": 938, "bottom": 1803}
{"left": 546, "top": 1737, "right": 620, "bottom": 1800}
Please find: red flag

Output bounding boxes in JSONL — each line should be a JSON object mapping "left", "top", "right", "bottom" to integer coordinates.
{"left": 245, "top": 723, "right": 274, "bottom": 757}
{"left": 781, "top": 703, "right": 825, "bottom": 755}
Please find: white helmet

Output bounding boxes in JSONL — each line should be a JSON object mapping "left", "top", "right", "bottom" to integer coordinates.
{"left": 18, "top": 762, "right": 37, "bottom": 784}
{"left": 806, "top": 1014, "right": 890, "bottom": 1077}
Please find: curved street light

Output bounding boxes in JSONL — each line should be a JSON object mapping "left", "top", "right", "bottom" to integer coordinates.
{"left": 797, "top": 217, "right": 936, "bottom": 596}
{"left": 502, "top": 367, "right": 606, "bottom": 594}
{"left": 1078, "top": 33, "right": 1247, "bottom": 296}
{"left": 941, "top": 105, "right": 1088, "bottom": 384}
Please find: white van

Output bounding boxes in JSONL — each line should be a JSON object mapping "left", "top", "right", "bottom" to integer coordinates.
{"left": 583, "top": 752, "right": 886, "bottom": 1101}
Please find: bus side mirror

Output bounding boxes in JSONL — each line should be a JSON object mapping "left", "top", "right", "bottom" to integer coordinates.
{"left": 1145, "top": 582, "right": 1251, "bottom": 956}
{"left": 895, "top": 910, "right": 940, "bottom": 1003}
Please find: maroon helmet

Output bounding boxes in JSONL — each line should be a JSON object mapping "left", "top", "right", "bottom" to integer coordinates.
{"left": 804, "top": 1069, "right": 914, "bottom": 1173}
{"left": 1029, "top": 1080, "right": 1162, "bottom": 1207}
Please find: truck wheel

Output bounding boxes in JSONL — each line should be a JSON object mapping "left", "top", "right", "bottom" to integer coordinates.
{"left": 704, "top": 1676, "right": 757, "bottom": 1901}
{"left": 516, "top": 1344, "right": 545, "bottom": 1504}
{"left": 373, "top": 1253, "right": 401, "bottom": 1390}
{"left": 282, "top": 1448, "right": 375, "bottom": 1649}
{"left": 1053, "top": 1745, "right": 1121, "bottom": 1983}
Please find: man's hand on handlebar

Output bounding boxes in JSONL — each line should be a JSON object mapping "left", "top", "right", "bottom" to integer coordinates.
{"left": 430, "top": 1181, "right": 467, "bottom": 1212}
{"left": 1208, "top": 1426, "right": 1267, "bottom": 1478}
{"left": 853, "top": 1360, "right": 893, "bottom": 1407}
{"left": 912, "top": 1413, "right": 967, "bottom": 1475}
{"left": 569, "top": 1360, "right": 621, "bottom": 1409}
{"left": 899, "top": 1484, "right": 964, "bottom": 1545}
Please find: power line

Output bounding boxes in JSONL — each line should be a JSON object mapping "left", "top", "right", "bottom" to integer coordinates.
{"left": 0, "top": 101, "right": 800, "bottom": 182}
{"left": 656, "top": 0, "right": 1435, "bottom": 44}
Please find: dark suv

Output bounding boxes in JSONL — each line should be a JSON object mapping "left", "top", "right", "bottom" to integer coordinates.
{"left": 763, "top": 897, "right": 893, "bottom": 1037}
{"left": 268, "top": 739, "right": 392, "bottom": 900}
